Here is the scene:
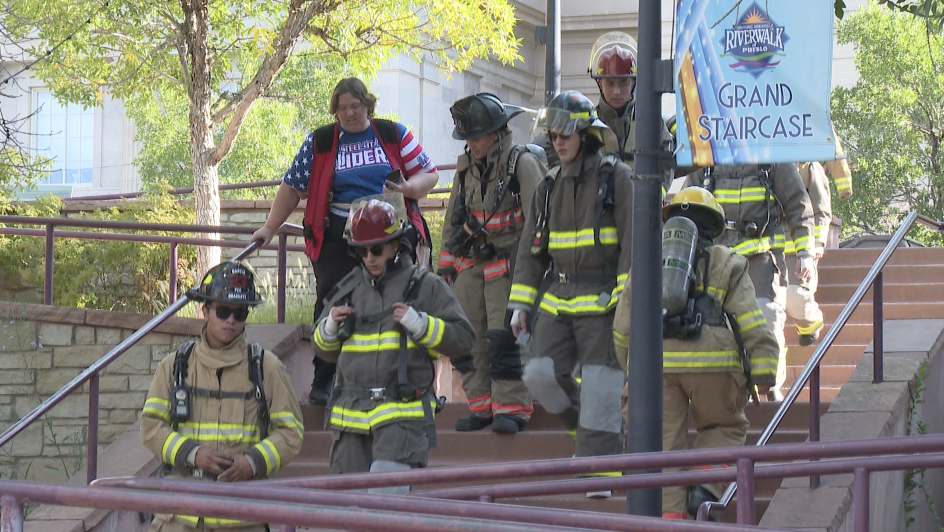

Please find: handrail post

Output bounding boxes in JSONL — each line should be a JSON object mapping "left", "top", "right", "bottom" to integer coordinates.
{"left": 87, "top": 373, "right": 99, "bottom": 484}
{"left": 44, "top": 224, "right": 54, "bottom": 306}
{"left": 736, "top": 458, "right": 755, "bottom": 525}
{"left": 277, "top": 233, "right": 287, "bottom": 324}
{"left": 854, "top": 467, "right": 869, "bottom": 532}
{"left": 169, "top": 241, "right": 179, "bottom": 305}
{"left": 810, "top": 365, "right": 821, "bottom": 489}
{"left": 1, "top": 495, "right": 23, "bottom": 532}
{"left": 872, "top": 272, "right": 884, "bottom": 384}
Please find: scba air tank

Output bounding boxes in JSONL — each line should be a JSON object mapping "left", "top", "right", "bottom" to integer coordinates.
{"left": 662, "top": 216, "right": 698, "bottom": 316}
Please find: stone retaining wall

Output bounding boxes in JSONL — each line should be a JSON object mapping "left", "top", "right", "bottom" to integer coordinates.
{"left": 0, "top": 301, "right": 203, "bottom": 483}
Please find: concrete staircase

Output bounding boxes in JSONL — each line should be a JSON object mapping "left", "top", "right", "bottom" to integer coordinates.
{"left": 277, "top": 246, "right": 944, "bottom": 528}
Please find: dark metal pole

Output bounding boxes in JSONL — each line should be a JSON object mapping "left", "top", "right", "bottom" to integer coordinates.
{"left": 626, "top": 0, "right": 663, "bottom": 518}
{"left": 278, "top": 234, "right": 287, "bottom": 324}
{"left": 169, "top": 241, "right": 179, "bottom": 305}
{"left": 87, "top": 373, "right": 99, "bottom": 484}
{"left": 809, "top": 365, "right": 820, "bottom": 489}
{"left": 544, "top": 0, "right": 560, "bottom": 104}
{"left": 44, "top": 224, "right": 54, "bottom": 305}
{"left": 872, "top": 272, "right": 884, "bottom": 384}
{"left": 853, "top": 468, "right": 869, "bottom": 532}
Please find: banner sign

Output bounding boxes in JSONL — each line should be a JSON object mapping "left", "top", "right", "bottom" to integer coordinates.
{"left": 674, "top": 0, "right": 835, "bottom": 166}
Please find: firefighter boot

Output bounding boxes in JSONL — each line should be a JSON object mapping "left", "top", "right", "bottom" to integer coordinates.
{"left": 491, "top": 415, "right": 526, "bottom": 434}
{"left": 455, "top": 415, "right": 492, "bottom": 432}
{"left": 798, "top": 324, "right": 823, "bottom": 347}
{"left": 308, "top": 358, "right": 337, "bottom": 405}
{"left": 686, "top": 485, "right": 719, "bottom": 520}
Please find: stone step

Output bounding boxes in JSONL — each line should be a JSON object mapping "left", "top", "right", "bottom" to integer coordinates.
{"left": 818, "top": 247, "right": 944, "bottom": 267}
{"left": 815, "top": 283, "right": 944, "bottom": 304}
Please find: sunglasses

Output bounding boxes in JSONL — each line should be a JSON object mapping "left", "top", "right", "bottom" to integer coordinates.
{"left": 211, "top": 305, "right": 250, "bottom": 322}
{"left": 548, "top": 132, "right": 573, "bottom": 143}
{"left": 356, "top": 244, "right": 388, "bottom": 258}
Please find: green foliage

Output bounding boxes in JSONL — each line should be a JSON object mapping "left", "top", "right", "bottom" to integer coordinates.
{"left": 0, "top": 187, "right": 198, "bottom": 313}
{"left": 124, "top": 56, "right": 360, "bottom": 198}
{"left": 904, "top": 360, "right": 944, "bottom": 531}
{"left": 831, "top": 4, "right": 944, "bottom": 244}
{"left": 877, "top": 0, "right": 944, "bottom": 30}
{"left": 0, "top": 147, "right": 52, "bottom": 207}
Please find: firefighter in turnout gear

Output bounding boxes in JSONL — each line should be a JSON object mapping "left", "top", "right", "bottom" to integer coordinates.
{"left": 141, "top": 261, "right": 304, "bottom": 532}
{"left": 510, "top": 91, "right": 632, "bottom": 499}
{"left": 784, "top": 162, "right": 830, "bottom": 346}
{"left": 439, "top": 93, "right": 547, "bottom": 434}
{"left": 535, "top": 32, "right": 673, "bottom": 177}
{"left": 613, "top": 187, "right": 779, "bottom": 519}
{"left": 826, "top": 131, "right": 854, "bottom": 200}
{"left": 683, "top": 164, "right": 815, "bottom": 402}
{"left": 313, "top": 198, "right": 475, "bottom": 492}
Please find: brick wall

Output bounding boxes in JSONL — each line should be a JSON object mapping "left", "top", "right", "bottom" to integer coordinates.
{"left": 0, "top": 301, "right": 202, "bottom": 483}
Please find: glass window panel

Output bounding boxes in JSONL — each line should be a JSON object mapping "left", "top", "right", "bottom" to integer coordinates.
{"left": 35, "top": 137, "right": 50, "bottom": 153}
{"left": 47, "top": 169, "right": 63, "bottom": 184}
{"left": 81, "top": 113, "right": 93, "bottom": 137}
{"left": 81, "top": 138, "right": 92, "bottom": 160}
{"left": 66, "top": 140, "right": 79, "bottom": 166}
{"left": 36, "top": 92, "right": 49, "bottom": 113}
{"left": 50, "top": 139, "right": 64, "bottom": 165}
{"left": 37, "top": 115, "right": 50, "bottom": 135}
{"left": 50, "top": 113, "right": 64, "bottom": 135}
{"left": 67, "top": 102, "right": 81, "bottom": 115}
{"left": 67, "top": 116, "right": 80, "bottom": 139}
{"left": 80, "top": 168, "right": 92, "bottom": 184}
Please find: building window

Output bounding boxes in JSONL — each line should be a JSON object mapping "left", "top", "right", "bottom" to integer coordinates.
{"left": 31, "top": 91, "right": 94, "bottom": 185}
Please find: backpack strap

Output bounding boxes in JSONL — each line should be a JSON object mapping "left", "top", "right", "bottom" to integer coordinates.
{"left": 593, "top": 155, "right": 620, "bottom": 301}
{"left": 170, "top": 340, "right": 197, "bottom": 429}
{"left": 373, "top": 119, "right": 400, "bottom": 145}
{"left": 313, "top": 123, "right": 337, "bottom": 154}
{"left": 248, "top": 343, "right": 269, "bottom": 437}
{"left": 396, "top": 267, "right": 437, "bottom": 446}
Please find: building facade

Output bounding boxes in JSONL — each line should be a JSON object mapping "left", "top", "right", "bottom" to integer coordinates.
{"left": 1, "top": 0, "right": 864, "bottom": 196}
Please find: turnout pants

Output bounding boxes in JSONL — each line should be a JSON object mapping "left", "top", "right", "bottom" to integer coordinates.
{"left": 662, "top": 371, "right": 750, "bottom": 518}
{"left": 329, "top": 420, "right": 430, "bottom": 474}
{"left": 748, "top": 251, "right": 788, "bottom": 390}
{"left": 524, "top": 312, "right": 623, "bottom": 458}
{"left": 785, "top": 254, "right": 824, "bottom": 337}
{"left": 452, "top": 263, "right": 532, "bottom": 421}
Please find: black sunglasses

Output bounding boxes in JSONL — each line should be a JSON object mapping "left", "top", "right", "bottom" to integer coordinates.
{"left": 548, "top": 132, "right": 573, "bottom": 143}
{"left": 211, "top": 305, "right": 250, "bottom": 322}
{"left": 356, "top": 244, "right": 388, "bottom": 258}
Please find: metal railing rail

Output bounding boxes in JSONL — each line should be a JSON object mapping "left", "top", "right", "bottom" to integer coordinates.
{"left": 91, "top": 433, "right": 944, "bottom": 531}
{"left": 0, "top": 479, "right": 648, "bottom": 532}
{"left": 0, "top": 216, "right": 305, "bottom": 321}
{"left": 0, "top": 241, "right": 262, "bottom": 483}
{"left": 705, "top": 210, "right": 920, "bottom": 519}
{"left": 55, "top": 163, "right": 459, "bottom": 203}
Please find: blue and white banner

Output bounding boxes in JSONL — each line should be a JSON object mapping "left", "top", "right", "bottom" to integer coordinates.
{"left": 674, "top": 0, "right": 835, "bottom": 166}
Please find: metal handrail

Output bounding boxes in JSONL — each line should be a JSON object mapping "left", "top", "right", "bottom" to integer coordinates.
{"left": 91, "top": 433, "right": 944, "bottom": 531}
{"left": 0, "top": 241, "right": 261, "bottom": 483}
{"left": 705, "top": 210, "right": 920, "bottom": 518}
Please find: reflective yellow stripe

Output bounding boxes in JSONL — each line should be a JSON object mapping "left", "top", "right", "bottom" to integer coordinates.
{"left": 750, "top": 355, "right": 778, "bottom": 376}
{"left": 736, "top": 309, "right": 767, "bottom": 333}
{"left": 663, "top": 350, "right": 741, "bottom": 368}
{"left": 510, "top": 283, "right": 538, "bottom": 306}
{"left": 548, "top": 227, "right": 618, "bottom": 250}
{"left": 578, "top": 471, "right": 623, "bottom": 478}
{"left": 270, "top": 411, "right": 304, "bottom": 440}
{"left": 730, "top": 237, "right": 772, "bottom": 256}
{"left": 252, "top": 439, "right": 281, "bottom": 475}
{"left": 340, "top": 331, "right": 419, "bottom": 354}
{"left": 143, "top": 397, "right": 171, "bottom": 422}
{"left": 175, "top": 515, "right": 250, "bottom": 527}
{"left": 330, "top": 400, "right": 434, "bottom": 431}
{"left": 313, "top": 325, "right": 341, "bottom": 351}
{"left": 833, "top": 176, "right": 852, "bottom": 191}
{"left": 796, "top": 319, "right": 824, "bottom": 335}
{"left": 418, "top": 315, "right": 445, "bottom": 351}
{"left": 539, "top": 292, "right": 618, "bottom": 315}
{"left": 176, "top": 422, "right": 262, "bottom": 444}
{"left": 613, "top": 331, "right": 628, "bottom": 349}
{"left": 815, "top": 224, "right": 828, "bottom": 243}
{"left": 714, "top": 187, "right": 769, "bottom": 204}
{"left": 161, "top": 433, "right": 190, "bottom": 464}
